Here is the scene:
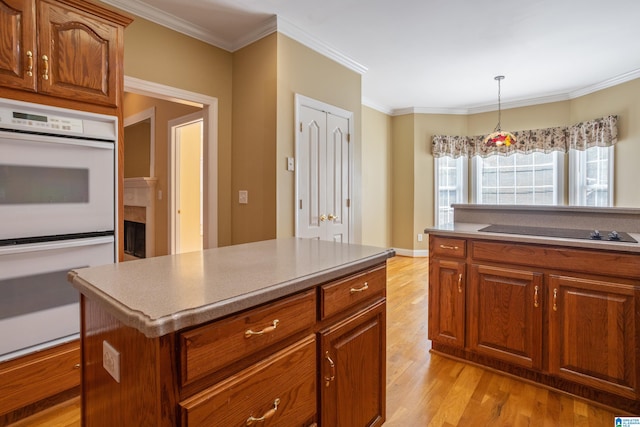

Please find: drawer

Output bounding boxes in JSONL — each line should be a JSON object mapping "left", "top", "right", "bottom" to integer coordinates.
{"left": 180, "top": 289, "right": 316, "bottom": 386}
{"left": 320, "top": 264, "right": 386, "bottom": 319}
{"left": 430, "top": 236, "right": 466, "bottom": 258}
{"left": 180, "top": 335, "right": 317, "bottom": 427}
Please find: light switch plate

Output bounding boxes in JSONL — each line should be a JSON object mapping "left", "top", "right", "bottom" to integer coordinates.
{"left": 239, "top": 190, "right": 248, "bottom": 204}
{"left": 103, "top": 340, "right": 121, "bottom": 383}
{"left": 287, "top": 157, "right": 295, "bottom": 171}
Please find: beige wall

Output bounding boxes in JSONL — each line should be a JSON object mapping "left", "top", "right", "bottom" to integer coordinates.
{"left": 276, "top": 34, "right": 362, "bottom": 241}
{"left": 231, "top": 34, "right": 278, "bottom": 243}
{"left": 123, "top": 92, "right": 201, "bottom": 256}
{"left": 123, "top": 119, "right": 151, "bottom": 178}
{"left": 382, "top": 78, "right": 640, "bottom": 254}
{"left": 122, "top": 16, "right": 234, "bottom": 246}
{"left": 361, "top": 106, "right": 392, "bottom": 247}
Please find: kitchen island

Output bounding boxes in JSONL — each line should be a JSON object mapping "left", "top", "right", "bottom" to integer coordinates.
{"left": 68, "top": 238, "right": 394, "bottom": 426}
{"left": 425, "top": 205, "right": 640, "bottom": 414}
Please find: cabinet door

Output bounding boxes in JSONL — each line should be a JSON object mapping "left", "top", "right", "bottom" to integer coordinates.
{"left": 0, "top": 0, "right": 36, "bottom": 91}
{"left": 548, "top": 274, "right": 638, "bottom": 399}
{"left": 37, "top": 0, "right": 121, "bottom": 106}
{"left": 469, "top": 264, "right": 543, "bottom": 369}
{"left": 320, "top": 300, "right": 385, "bottom": 427}
{"left": 428, "top": 258, "right": 465, "bottom": 348}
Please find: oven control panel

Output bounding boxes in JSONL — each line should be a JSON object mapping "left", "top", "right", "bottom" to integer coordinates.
{"left": 0, "top": 107, "right": 83, "bottom": 133}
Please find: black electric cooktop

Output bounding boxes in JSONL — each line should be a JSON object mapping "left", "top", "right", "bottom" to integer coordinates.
{"left": 479, "top": 224, "right": 638, "bottom": 243}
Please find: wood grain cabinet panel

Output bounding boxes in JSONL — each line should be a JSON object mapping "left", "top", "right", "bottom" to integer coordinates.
{"left": 0, "top": 0, "right": 36, "bottom": 91}
{"left": 468, "top": 264, "right": 543, "bottom": 370}
{"left": 320, "top": 299, "right": 386, "bottom": 427}
{"left": 548, "top": 274, "right": 639, "bottom": 399}
{"left": 428, "top": 258, "right": 466, "bottom": 348}
{"left": 180, "top": 289, "right": 316, "bottom": 386}
{"left": 180, "top": 335, "right": 317, "bottom": 427}
{"left": 430, "top": 236, "right": 466, "bottom": 258}
{"left": 320, "top": 264, "right": 386, "bottom": 319}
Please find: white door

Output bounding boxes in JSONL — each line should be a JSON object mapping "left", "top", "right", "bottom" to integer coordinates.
{"left": 296, "top": 97, "right": 352, "bottom": 242}
{"left": 170, "top": 113, "right": 204, "bottom": 254}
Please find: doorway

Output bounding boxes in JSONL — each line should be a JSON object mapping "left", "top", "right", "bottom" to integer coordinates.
{"left": 170, "top": 112, "right": 204, "bottom": 254}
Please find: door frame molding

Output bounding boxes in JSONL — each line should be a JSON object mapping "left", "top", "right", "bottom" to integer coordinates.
{"left": 294, "top": 94, "right": 354, "bottom": 243}
{"left": 124, "top": 76, "right": 219, "bottom": 250}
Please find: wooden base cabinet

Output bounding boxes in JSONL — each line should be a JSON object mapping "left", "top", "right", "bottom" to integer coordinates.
{"left": 548, "top": 274, "right": 638, "bottom": 400}
{"left": 468, "top": 264, "right": 543, "bottom": 370}
{"left": 320, "top": 300, "right": 386, "bottom": 427}
{"left": 428, "top": 234, "right": 640, "bottom": 413}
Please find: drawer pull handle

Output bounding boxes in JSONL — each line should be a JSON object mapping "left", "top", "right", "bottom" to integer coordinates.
{"left": 440, "top": 244, "right": 459, "bottom": 250}
{"left": 457, "top": 273, "right": 463, "bottom": 293}
{"left": 553, "top": 288, "right": 558, "bottom": 312}
{"left": 246, "top": 398, "right": 280, "bottom": 425}
{"left": 324, "top": 351, "right": 335, "bottom": 387}
{"left": 350, "top": 282, "right": 369, "bottom": 294}
{"left": 534, "top": 285, "right": 540, "bottom": 308}
{"left": 245, "top": 319, "right": 279, "bottom": 338}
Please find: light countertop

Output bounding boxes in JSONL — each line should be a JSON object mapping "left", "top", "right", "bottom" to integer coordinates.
{"left": 425, "top": 222, "right": 640, "bottom": 253}
{"left": 68, "top": 238, "right": 395, "bottom": 338}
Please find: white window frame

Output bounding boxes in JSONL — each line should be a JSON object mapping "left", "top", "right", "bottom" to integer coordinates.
{"left": 471, "top": 151, "right": 565, "bottom": 205}
{"left": 568, "top": 146, "right": 614, "bottom": 206}
{"left": 434, "top": 156, "right": 468, "bottom": 226}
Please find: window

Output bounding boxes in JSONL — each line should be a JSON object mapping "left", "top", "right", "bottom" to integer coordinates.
{"left": 569, "top": 146, "right": 613, "bottom": 206}
{"left": 472, "top": 151, "right": 564, "bottom": 205}
{"left": 434, "top": 156, "right": 467, "bottom": 226}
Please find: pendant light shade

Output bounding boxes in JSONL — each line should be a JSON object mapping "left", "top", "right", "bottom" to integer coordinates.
{"left": 484, "top": 75, "right": 516, "bottom": 147}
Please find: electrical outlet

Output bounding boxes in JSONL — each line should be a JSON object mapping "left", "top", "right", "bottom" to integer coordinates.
{"left": 417, "top": 233, "right": 423, "bottom": 242}
{"left": 103, "top": 340, "right": 121, "bottom": 383}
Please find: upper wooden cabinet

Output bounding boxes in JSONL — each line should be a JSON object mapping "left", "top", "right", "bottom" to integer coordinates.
{"left": 0, "top": 0, "right": 130, "bottom": 107}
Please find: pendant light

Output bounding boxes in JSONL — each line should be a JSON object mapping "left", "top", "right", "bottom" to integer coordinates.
{"left": 484, "top": 75, "right": 516, "bottom": 147}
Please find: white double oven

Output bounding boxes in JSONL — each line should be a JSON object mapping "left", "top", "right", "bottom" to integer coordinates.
{"left": 0, "top": 98, "right": 117, "bottom": 361}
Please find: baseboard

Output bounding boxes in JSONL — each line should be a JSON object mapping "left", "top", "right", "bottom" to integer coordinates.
{"left": 392, "top": 248, "right": 429, "bottom": 258}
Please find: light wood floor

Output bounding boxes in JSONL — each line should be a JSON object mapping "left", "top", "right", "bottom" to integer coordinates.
{"left": 11, "top": 256, "right": 621, "bottom": 426}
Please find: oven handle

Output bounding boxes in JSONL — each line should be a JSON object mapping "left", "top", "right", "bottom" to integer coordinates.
{"left": 0, "top": 129, "right": 114, "bottom": 150}
{"left": 0, "top": 235, "right": 114, "bottom": 256}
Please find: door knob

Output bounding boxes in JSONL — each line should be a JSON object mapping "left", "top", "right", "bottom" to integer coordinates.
{"left": 328, "top": 214, "right": 339, "bottom": 221}
{"left": 320, "top": 214, "right": 327, "bottom": 222}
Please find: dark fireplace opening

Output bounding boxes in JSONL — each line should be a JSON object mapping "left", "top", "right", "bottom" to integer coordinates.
{"left": 124, "top": 220, "right": 145, "bottom": 258}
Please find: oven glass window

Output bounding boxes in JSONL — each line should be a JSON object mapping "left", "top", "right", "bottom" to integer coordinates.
{"left": 0, "top": 165, "right": 89, "bottom": 204}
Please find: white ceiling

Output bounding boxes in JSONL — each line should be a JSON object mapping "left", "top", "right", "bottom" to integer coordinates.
{"left": 104, "top": 0, "right": 640, "bottom": 114}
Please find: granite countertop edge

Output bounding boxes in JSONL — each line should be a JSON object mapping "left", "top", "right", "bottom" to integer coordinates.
{"left": 424, "top": 223, "right": 640, "bottom": 253}
{"left": 69, "top": 246, "right": 395, "bottom": 338}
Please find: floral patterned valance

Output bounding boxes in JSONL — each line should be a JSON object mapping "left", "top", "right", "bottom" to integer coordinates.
{"left": 432, "top": 115, "right": 618, "bottom": 158}
{"left": 568, "top": 115, "right": 618, "bottom": 151}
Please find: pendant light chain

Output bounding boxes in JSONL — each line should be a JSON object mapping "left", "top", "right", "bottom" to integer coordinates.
{"left": 495, "top": 75, "right": 504, "bottom": 132}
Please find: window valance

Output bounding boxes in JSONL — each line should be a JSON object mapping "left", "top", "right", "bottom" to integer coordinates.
{"left": 432, "top": 115, "right": 618, "bottom": 158}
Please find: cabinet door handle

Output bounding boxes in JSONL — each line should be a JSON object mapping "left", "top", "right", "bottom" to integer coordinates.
{"left": 457, "top": 273, "right": 463, "bottom": 293}
{"left": 26, "top": 51, "right": 34, "bottom": 77}
{"left": 245, "top": 398, "right": 280, "bottom": 425}
{"left": 534, "top": 285, "right": 540, "bottom": 308}
{"left": 553, "top": 288, "right": 558, "bottom": 312}
{"left": 245, "top": 319, "right": 279, "bottom": 338}
{"left": 324, "top": 351, "right": 335, "bottom": 387}
{"left": 439, "top": 244, "right": 459, "bottom": 250}
{"left": 350, "top": 282, "right": 369, "bottom": 294}
{"left": 42, "top": 55, "right": 49, "bottom": 80}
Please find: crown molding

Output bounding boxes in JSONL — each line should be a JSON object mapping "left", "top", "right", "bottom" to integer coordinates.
{"left": 275, "top": 16, "right": 368, "bottom": 75}
{"left": 231, "top": 15, "right": 278, "bottom": 51}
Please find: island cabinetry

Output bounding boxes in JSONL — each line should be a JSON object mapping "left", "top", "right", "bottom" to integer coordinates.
{"left": 180, "top": 335, "right": 317, "bottom": 427}
{"left": 319, "top": 263, "right": 387, "bottom": 426}
{"left": 320, "top": 300, "right": 385, "bottom": 427}
{"left": 428, "top": 236, "right": 466, "bottom": 348}
{"left": 179, "top": 289, "right": 316, "bottom": 387}
{"left": 548, "top": 274, "right": 638, "bottom": 399}
{"left": 0, "top": 0, "right": 129, "bottom": 107}
{"left": 468, "top": 264, "right": 543, "bottom": 370}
